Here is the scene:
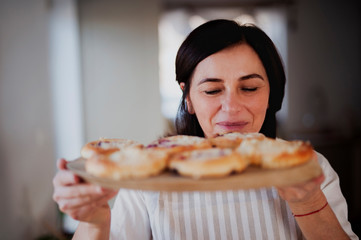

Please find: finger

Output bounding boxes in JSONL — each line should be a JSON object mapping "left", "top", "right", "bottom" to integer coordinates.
{"left": 53, "top": 183, "right": 102, "bottom": 200}
{"left": 56, "top": 159, "right": 82, "bottom": 181}
{"left": 285, "top": 173, "right": 325, "bottom": 189}
{"left": 299, "top": 174, "right": 325, "bottom": 193}
{"left": 293, "top": 174, "right": 325, "bottom": 191}
{"left": 278, "top": 177, "right": 321, "bottom": 195}
{"left": 57, "top": 189, "right": 117, "bottom": 212}
{"left": 53, "top": 170, "right": 82, "bottom": 187}
{"left": 278, "top": 186, "right": 307, "bottom": 199}
{"left": 312, "top": 174, "right": 325, "bottom": 184}
{"left": 64, "top": 197, "right": 112, "bottom": 222}
{"left": 57, "top": 158, "right": 68, "bottom": 170}
{"left": 53, "top": 182, "right": 117, "bottom": 200}
{"left": 277, "top": 174, "right": 325, "bottom": 202}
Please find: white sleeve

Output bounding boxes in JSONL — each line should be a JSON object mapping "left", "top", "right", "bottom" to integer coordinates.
{"left": 317, "top": 152, "right": 359, "bottom": 239}
{"left": 110, "top": 189, "right": 151, "bottom": 240}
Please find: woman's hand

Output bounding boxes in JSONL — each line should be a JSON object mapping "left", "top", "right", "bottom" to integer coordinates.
{"left": 276, "top": 152, "right": 326, "bottom": 211}
{"left": 52, "top": 158, "right": 118, "bottom": 226}
{"left": 277, "top": 173, "right": 325, "bottom": 204}
{"left": 276, "top": 153, "right": 349, "bottom": 239}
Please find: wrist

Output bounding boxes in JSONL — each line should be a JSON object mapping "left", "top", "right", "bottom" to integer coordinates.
{"left": 97, "top": 210, "right": 111, "bottom": 227}
{"left": 292, "top": 201, "right": 328, "bottom": 217}
{"left": 84, "top": 206, "right": 111, "bottom": 229}
{"left": 75, "top": 209, "right": 111, "bottom": 240}
{"left": 288, "top": 190, "right": 327, "bottom": 216}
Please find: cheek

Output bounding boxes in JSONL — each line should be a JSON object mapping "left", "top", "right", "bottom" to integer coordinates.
{"left": 190, "top": 94, "right": 219, "bottom": 135}
{"left": 241, "top": 87, "right": 268, "bottom": 117}
{"left": 192, "top": 96, "right": 218, "bottom": 120}
{"left": 256, "top": 95, "right": 269, "bottom": 113}
{"left": 251, "top": 93, "right": 269, "bottom": 124}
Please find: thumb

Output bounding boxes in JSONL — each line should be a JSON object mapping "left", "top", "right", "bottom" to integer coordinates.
{"left": 56, "top": 158, "right": 68, "bottom": 170}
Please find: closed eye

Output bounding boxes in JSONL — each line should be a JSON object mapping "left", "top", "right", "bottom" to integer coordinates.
{"left": 204, "top": 89, "right": 221, "bottom": 95}
{"left": 242, "top": 87, "right": 258, "bottom": 92}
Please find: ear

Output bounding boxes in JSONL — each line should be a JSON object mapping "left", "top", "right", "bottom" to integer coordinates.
{"left": 180, "top": 82, "right": 195, "bottom": 114}
{"left": 186, "top": 97, "right": 195, "bottom": 114}
{"left": 180, "top": 82, "right": 185, "bottom": 91}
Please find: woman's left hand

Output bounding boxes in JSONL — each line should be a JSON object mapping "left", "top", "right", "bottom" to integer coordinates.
{"left": 276, "top": 152, "right": 326, "bottom": 210}
{"left": 276, "top": 152, "right": 350, "bottom": 239}
{"left": 276, "top": 173, "right": 325, "bottom": 203}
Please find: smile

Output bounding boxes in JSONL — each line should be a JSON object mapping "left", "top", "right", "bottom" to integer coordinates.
{"left": 216, "top": 121, "right": 248, "bottom": 132}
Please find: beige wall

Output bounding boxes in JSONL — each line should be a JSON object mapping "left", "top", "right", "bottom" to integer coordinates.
{"left": 0, "top": 0, "right": 163, "bottom": 238}
{"left": 79, "top": 0, "right": 165, "bottom": 145}
{"left": 0, "top": 0, "right": 57, "bottom": 238}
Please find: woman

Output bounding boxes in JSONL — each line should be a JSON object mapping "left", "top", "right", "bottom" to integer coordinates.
{"left": 53, "top": 19, "right": 357, "bottom": 239}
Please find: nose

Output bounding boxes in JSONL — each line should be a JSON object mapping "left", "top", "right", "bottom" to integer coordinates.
{"left": 221, "top": 92, "right": 243, "bottom": 113}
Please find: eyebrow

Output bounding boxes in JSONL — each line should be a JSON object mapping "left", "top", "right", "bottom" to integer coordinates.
{"left": 198, "top": 73, "right": 264, "bottom": 85}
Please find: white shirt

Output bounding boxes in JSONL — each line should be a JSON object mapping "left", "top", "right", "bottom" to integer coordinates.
{"left": 110, "top": 152, "right": 358, "bottom": 239}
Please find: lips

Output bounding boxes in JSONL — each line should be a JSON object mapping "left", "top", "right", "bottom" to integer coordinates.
{"left": 216, "top": 121, "right": 248, "bottom": 132}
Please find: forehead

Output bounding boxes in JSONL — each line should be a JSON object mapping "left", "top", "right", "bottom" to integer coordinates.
{"left": 192, "top": 44, "right": 267, "bottom": 81}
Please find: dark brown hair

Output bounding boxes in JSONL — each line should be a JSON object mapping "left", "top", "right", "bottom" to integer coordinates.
{"left": 175, "top": 19, "right": 285, "bottom": 138}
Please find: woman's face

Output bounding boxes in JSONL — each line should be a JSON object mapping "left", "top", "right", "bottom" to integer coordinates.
{"left": 187, "top": 43, "right": 270, "bottom": 138}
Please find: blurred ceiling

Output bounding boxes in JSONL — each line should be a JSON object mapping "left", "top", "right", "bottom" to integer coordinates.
{"left": 163, "top": 0, "right": 294, "bottom": 8}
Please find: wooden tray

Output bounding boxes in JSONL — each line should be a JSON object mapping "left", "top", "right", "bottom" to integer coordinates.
{"left": 67, "top": 157, "right": 322, "bottom": 192}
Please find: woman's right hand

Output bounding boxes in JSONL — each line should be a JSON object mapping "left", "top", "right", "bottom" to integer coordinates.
{"left": 52, "top": 158, "right": 118, "bottom": 226}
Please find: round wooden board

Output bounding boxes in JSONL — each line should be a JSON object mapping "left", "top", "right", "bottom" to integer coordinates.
{"left": 67, "top": 157, "right": 323, "bottom": 191}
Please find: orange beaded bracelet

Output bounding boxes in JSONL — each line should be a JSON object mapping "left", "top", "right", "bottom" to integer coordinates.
{"left": 292, "top": 202, "right": 328, "bottom": 217}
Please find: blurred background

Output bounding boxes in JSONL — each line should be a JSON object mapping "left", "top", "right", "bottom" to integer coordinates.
{"left": 0, "top": 0, "right": 360, "bottom": 239}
